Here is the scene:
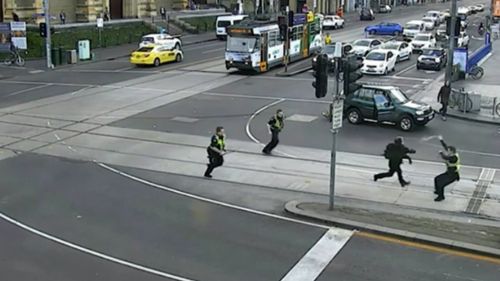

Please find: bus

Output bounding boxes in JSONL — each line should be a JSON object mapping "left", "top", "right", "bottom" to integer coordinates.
{"left": 224, "top": 13, "right": 322, "bottom": 73}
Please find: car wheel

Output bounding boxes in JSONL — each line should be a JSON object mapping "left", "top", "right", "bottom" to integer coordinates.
{"left": 175, "top": 54, "right": 182, "bottom": 62}
{"left": 154, "top": 58, "right": 160, "bottom": 67}
{"left": 334, "top": 24, "right": 338, "bottom": 29}
{"left": 399, "top": 116, "right": 414, "bottom": 131}
{"left": 347, "top": 108, "right": 362, "bottom": 124}
{"left": 341, "top": 23, "right": 345, "bottom": 28}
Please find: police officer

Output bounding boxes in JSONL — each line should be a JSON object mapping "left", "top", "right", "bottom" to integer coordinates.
{"left": 262, "top": 109, "right": 284, "bottom": 155}
{"left": 374, "top": 137, "right": 415, "bottom": 187}
{"left": 434, "top": 136, "right": 460, "bottom": 202}
{"left": 204, "top": 126, "right": 226, "bottom": 178}
{"left": 325, "top": 33, "right": 332, "bottom": 45}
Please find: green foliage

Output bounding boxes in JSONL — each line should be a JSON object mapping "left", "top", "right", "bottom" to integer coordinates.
{"left": 23, "top": 22, "right": 154, "bottom": 59}
{"left": 182, "top": 16, "right": 218, "bottom": 33}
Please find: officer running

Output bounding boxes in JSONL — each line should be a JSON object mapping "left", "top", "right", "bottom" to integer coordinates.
{"left": 434, "top": 136, "right": 460, "bottom": 202}
{"left": 204, "top": 126, "right": 226, "bottom": 178}
{"left": 374, "top": 137, "right": 415, "bottom": 187}
{"left": 262, "top": 109, "right": 284, "bottom": 155}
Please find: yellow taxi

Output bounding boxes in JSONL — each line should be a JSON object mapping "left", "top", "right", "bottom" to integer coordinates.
{"left": 130, "top": 44, "right": 183, "bottom": 67}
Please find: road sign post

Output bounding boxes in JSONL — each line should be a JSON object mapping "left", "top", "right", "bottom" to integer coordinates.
{"left": 43, "top": 0, "right": 53, "bottom": 69}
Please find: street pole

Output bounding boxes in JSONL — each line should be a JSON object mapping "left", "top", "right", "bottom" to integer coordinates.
{"left": 444, "top": 0, "right": 457, "bottom": 84}
{"left": 284, "top": 6, "right": 289, "bottom": 72}
{"left": 43, "top": 0, "right": 53, "bottom": 69}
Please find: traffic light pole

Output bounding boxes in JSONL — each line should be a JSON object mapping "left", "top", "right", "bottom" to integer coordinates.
{"left": 444, "top": 0, "right": 457, "bottom": 84}
{"left": 284, "top": 6, "right": 290, "bottom": 73}
{"left": 43, "top": 0, "right": 53, "bottom": 69}
{"left": 329, "top": 57, "right": 339, "bottom": 210}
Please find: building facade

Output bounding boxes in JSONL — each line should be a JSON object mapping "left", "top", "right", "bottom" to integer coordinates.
{"left": 1, "top": 0, "right": 358, "bottom": 23}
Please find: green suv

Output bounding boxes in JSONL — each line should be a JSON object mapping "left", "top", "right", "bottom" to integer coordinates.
{"left": 344, "top": 85, "right": 435, "bottom": 131}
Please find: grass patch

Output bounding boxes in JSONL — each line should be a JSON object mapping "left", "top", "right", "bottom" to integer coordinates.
{"left": 182, "top": 16, "right": 218, "bottom": 33}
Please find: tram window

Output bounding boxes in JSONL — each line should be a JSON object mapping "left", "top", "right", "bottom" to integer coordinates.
{"left": 291, "top": 26, "right": 303, "bottom": 40}
{"left": 269, "top": 31, "right": 279, "bottom": 47}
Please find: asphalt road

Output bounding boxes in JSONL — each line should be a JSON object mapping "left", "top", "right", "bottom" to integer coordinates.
{"left": 0, "top": 153, "right": 498, "bottom": 281}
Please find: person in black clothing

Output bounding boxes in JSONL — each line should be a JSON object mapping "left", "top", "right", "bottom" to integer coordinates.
{"left": 437, "top": 81, "right": 451, "bottom": 121}
{"left": 160, "top": 7, "right": 167, "bottom": 20}
{"left": 204, "top": 126, "right": 226, "bottom": 178}
{"left": 262, "top": 109, "right": 284, "bottom": 155}
{"left": 434, "top": 136, "right": 460, "bottom": 202}
{"left": 374, "top": 137, "right": 415, "bottom": 187}
{"left": 12, "top": 12, "right": 20, "bottom": 22}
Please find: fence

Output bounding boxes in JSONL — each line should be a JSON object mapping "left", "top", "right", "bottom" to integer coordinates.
{"left": 466, "top": 34, "right": 492, "bottom": 72}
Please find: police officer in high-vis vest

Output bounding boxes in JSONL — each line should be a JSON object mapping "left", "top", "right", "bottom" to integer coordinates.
{"left": 262, "top": 109, "right": 284, "bottom": 155}
{"left": 204, "top": 126, "right": 226, "bottom": 178}
{"left": 434, "top": 136, "right": 460, "bottom": 202}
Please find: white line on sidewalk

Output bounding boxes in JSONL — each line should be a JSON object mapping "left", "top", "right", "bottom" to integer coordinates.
{"left": 0, "top": 212, "right": 197, "bottom": 281}
{"left": 281, "top": 228, "right": 353, "bottom": 281}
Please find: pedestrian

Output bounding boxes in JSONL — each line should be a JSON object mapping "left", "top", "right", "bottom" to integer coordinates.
{"left": 325, "top": 33, "right": 332, "bottom": 45}
{"left": 262, "top": 109, "right": 284, "bottom": 155}
{"left": 104, "top": 7, "right": 110, "bottom": 21}
{"left": 374, "top": 137, "right": 415, "bottom": 187}
{"left": 12, "top": 12, "right": 20, "bottom": 22}
{"left": 204, "top": 126, "right": 227, "bottom": 178}
{"left": 160, "top": 7, "right": 166, "bottom": 21}
{"left": 434, "top": 136, "right": 460, "bottom": 202}
{"left": 59, "top": 10, "right": 66, "bottom": 24}
{"left": 437, "top": 81, "right": 451, "bottom": 121}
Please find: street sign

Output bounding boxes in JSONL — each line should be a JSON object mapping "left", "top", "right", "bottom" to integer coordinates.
{"left": 332, "top": 98, "right": 344, "bottom": 130}
{"left": 97, "top": 18, "right": 104, "bottom": 28}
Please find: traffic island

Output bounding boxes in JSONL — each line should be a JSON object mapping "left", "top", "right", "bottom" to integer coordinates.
{"left": 285, "top": 200, "right": 500, "bottom": 258}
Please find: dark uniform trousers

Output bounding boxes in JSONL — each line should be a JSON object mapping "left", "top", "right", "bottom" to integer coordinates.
{"left": 205, "top": 148, "right": 224, "bottom": 176}
{"left": 263, "top": 130, "right": 279, "bottom": 154}
{"left": 374, "top": 160, "right": 405, "bottom": 185}
{"left": 434, "top": 171, "right": 459, "bottom": 198}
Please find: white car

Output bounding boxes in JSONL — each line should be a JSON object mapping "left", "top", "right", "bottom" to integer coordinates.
{"left": 403, "top": 20, "right": 425, "bottom": 38}
{"left": 458, "top": 7, "right": 470, "bottom": 17}
{"left": 380, "top": 41, "right": 412, "bottom": 62}
{"left": 352, "top": 39, "right": 382, "bottom": 57}
{"left": 139, "top": 34, "right": 182, "bottom": 49}
{"left": 323, "top": 15, "right": 345, "bottom": 29}
{"left": 421, "top": 17, "right": 435, "bottom": 30}
{"left": 361, "top": 49, "right": 397, "bottom": 75}
{"left": 457, "top": 32, "right": 470, "bottom": 47}
{"left": 440, "top": 11, "right": 450, "bottom": 22}
{"left": 424, "top": 11, "right": 441, "bottom": 25}
{"left": 411, "top": 33, "right": 436, "bottom": 53}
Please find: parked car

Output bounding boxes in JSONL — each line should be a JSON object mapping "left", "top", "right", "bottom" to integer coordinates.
{"left": 424, "top": 10, "right": 442, "bottom": 25}
{"left": 352, "top": 39, "right": 382, "bottom": 57}
{"left": 440, "top": 11, "right": 450, "bottom": 22}
{"left": 361, "top": 49, "right": 397, "bottom": 75}
{"left": 403, "top": 20, "right": 426, "bottom": 38}
{"left": 365, "top": 22, "right": 403, "bottom": 36}
{"left": 457, "top": 7, "right": 470, "bottom": 18}
{"left": 379, "top": 5, "right": 392, "bottom": 13}
{"left": 468, "top": 6, "right": 477, "bottom": 14}
{"left": 360, "top": 7, "right": 375, "bottom": 21}
{"left": 417, "top": 47, "right": 447, "bottom": 70}
{"left": 139, "top": 34, "right": 182, "bottom": 49}
{"left": 130, "top": 44, "right": 183, "bottom": 67}
{"left": 312, "top": 42, "right": 353, "bottom": 68}
{"left": 323, "top": 15, "right": 345, "bottom": 29}
{"left": 474, "top": 4, "right": 485, "bottom": 12}
{"left": 411, "top": 33, "right": 436, "bottom": 53}
{"left": 344, "top": 85, "right": 435, "bottom": 131}
{"left": 421, "top": 17, "right": 436, "bottom": 30}
{"left": 380, "top": 41, "right": 412, "bottom": 62}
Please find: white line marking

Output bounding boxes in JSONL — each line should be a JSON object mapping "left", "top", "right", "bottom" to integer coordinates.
{"left": 281, "top": 228, "right": 353, "bottom": 281}
{"left": 394, "top": 63, "right": 415, "bottom": 76}
{"left": 98, "top": 163, "right": 329, "bottom": 229}
{"left": 390, "top": 76, "right": 432, "bottom": 82}
{"left": 5, "top": 84, "right": 52, "bottom": 97}
{"left": 203, "top": 92, "right": 330, "bottom": 104}
{"left": 202, "top": 47, "right": 225, "bottom": 54}
{"left": 0, "top": 212, "right": 196, "bottom": 281}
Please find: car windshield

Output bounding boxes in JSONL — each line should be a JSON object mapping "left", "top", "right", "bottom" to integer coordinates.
{"left": 354, "top": 40, "right": 370, "bottom": 46}
{"left": 389, "top": 88, "right": 409, "bottom": 103}
{"left": 414, "top": 35, "right": 430, "bottom": 41}
{"left": 405, "top": 24, "right": 420, "bottom": 30}
{"left": 226, "top": 36, "right": 258, "bottom": 52}
{"left": 136, "top": 47, "right": 154, "bottom": 52}
{"left": 324, "top": 45, "right": 336, "bottom": 54}
{"left": 382, "top": 44, "right": 399, "bottom": 50}
{"left": 422, "top": 49, "right": 442, "bottom": 56}
{"left": 366, "top": 52, "right": 385, "bottom": 61}
{"left": 217, "top": 20, "right": 231, "bottom": 28}
{"left": 325, "top": 16, "right": 334, "bottom": 21}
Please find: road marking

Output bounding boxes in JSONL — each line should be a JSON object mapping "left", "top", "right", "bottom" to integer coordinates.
{"left": 98, "top": 163, "right": 329, "bottom": 229}
{"left": 171, "top": 116, "right": 199, "bottom": 123}
{"left": 203, "top": 92, "right": 330, "bottom": 104}
{"left": 466, "top": 168, "right": 496, "bottom": 214}
{"left": 356, "top": 231, "right": 500, "bottom": 265}
{"left": 4, "top": 84, "right": 52, "bottom": 98}
{"left": 286, "top": 114, "right": 318, "bottom": 122}
{"left": 202, "top": 47, "right": 225, "bottom": 54}
{"left": 0, "top": 212, "right": 197, "bottom": 281}
{"left": 281, "top": 228, "right": 353, "bottom": 281}
{"left": 394, "top": 63, "right": 416, "bottom": 76}
{"left": 390, "top": 75, "right": 432, "bottom": 82}
{"left": 29, "top": 70, "right": 44, "bottom": 74}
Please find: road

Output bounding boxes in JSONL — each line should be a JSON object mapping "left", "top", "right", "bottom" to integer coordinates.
{"left": 0, "top": 1, "right": 499, "bottom": 280}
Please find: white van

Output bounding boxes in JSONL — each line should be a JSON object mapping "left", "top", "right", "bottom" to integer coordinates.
{"left": 216, "top": 15, "right": 248, "bottom": 40}
{"left": 403, "top": 20, "right": 425, "bottom": 38}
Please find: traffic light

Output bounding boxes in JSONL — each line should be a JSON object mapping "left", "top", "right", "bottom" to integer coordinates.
{"left": 343, "top": 54, "right": 363, "bottom": 96}
{"left": 288, "top": 11, "right": 295, "bottom": 27}
{"left": 446, "top": 17, "right": 461, "bottom": 37}
{"left": 39, "top": 22, "right": 47, "bottom": 38}
{"left": 312, "top": 54, "right": 328, "bottom": 98}
{"left": 279, "top": 24, "right": 287, "bottom": 41}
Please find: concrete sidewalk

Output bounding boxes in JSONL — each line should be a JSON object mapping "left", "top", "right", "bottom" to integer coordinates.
{"left": 414, "top": 39, "right": 500, "bottom": 124}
